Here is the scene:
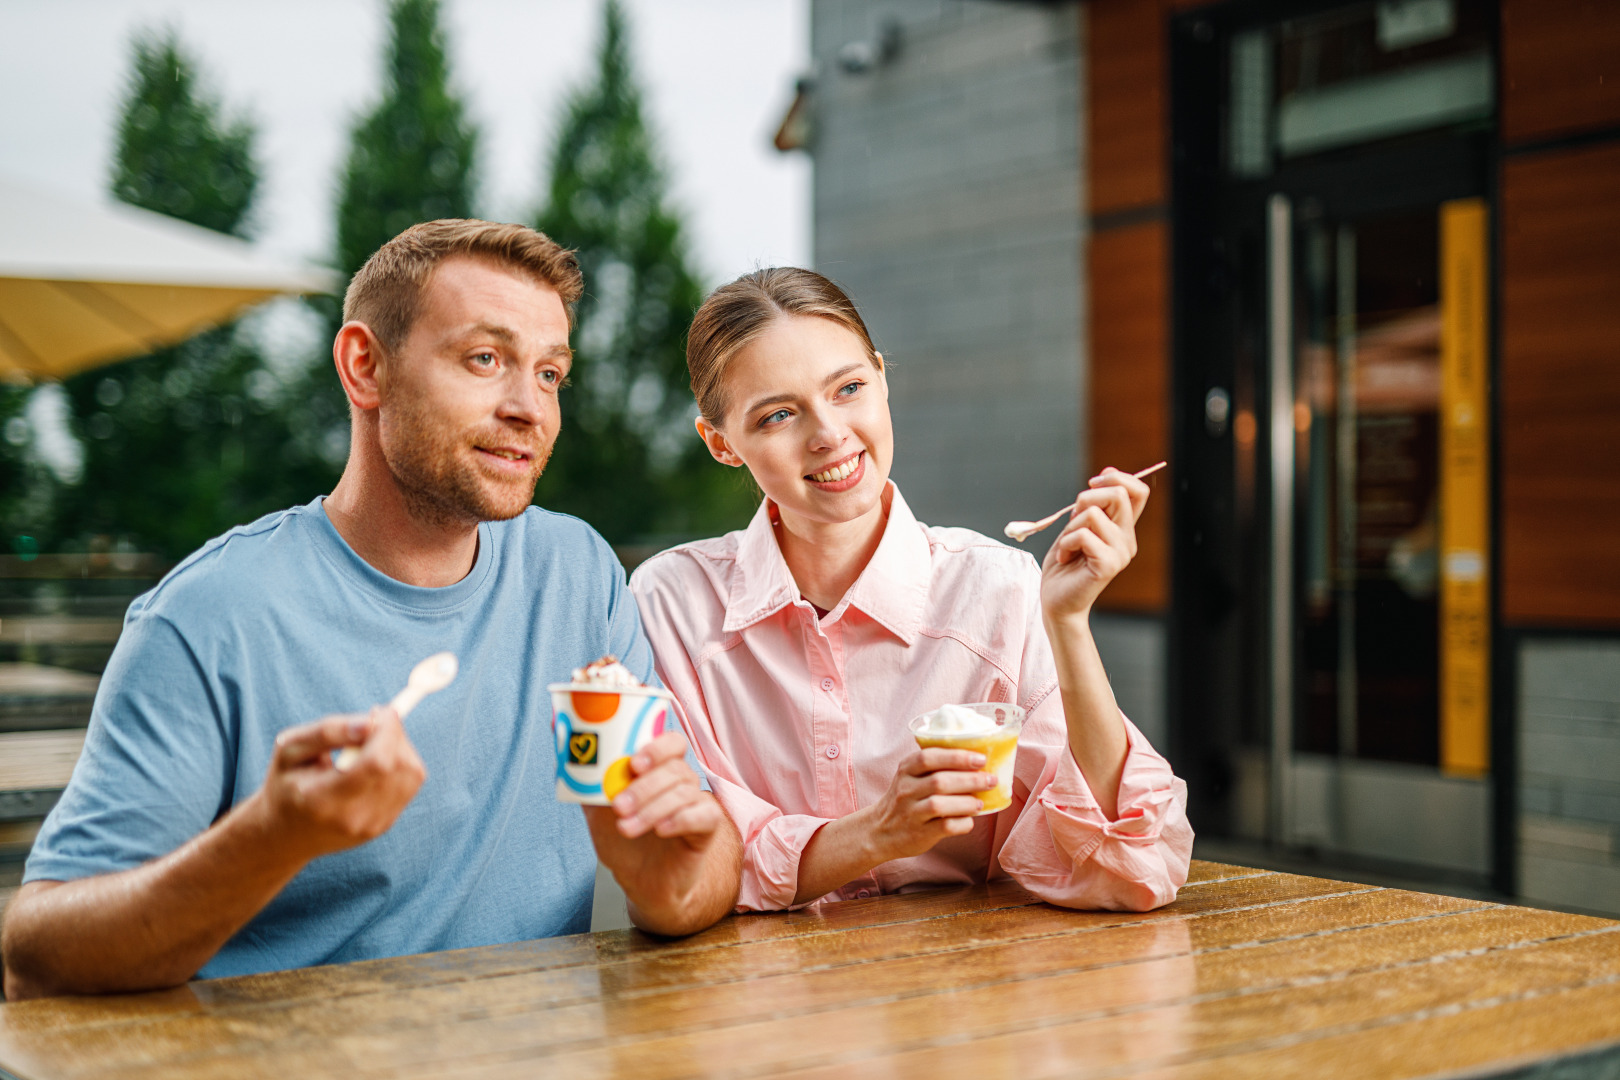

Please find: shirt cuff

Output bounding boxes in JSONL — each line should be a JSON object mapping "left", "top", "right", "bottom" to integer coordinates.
{"left": 1036, "top": 715, "right": 1185, "bottom": 857}
{"left": 741, "top": 813, "right": 834, "bottom": 911}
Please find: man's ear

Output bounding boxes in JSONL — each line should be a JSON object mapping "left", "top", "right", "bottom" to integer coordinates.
{"left": 333, "top": 322, "right": 385, "bottom": 411}
{"left": 694, "top": 415, "right": 744, "bottom": 468}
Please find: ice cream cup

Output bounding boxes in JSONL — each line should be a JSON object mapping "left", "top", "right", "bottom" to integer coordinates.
{"left": 908, "top": 703, "right": 1025, "bottom": 815}
{"left": 549, "top": 682, "right": 675, "bottom": 805}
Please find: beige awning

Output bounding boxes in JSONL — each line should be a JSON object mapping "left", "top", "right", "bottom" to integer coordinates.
{"left": 0, "top": 177, "right": 338, "bottom": 382}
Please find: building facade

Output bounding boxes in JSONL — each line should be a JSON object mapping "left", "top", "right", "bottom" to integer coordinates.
{"left": 801, "top": 0, "right": 1620, "bottom": 913}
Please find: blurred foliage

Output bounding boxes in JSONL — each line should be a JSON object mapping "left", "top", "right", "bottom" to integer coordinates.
{"left": 45, "top": 30, "right": 326, "bottom": 560}
{"left": 285, "top": 0, "right": 484, "bottom": 492}
{"left": 334, "top": 0, "right": 479, "bottom": 281}
{"left": 110, "top": 31, "right": 259, "bottom": 239}
{"left": 533, "top": 0, "right": 755, "bottom": 542}
{"left": 0, "top": 383, "right": 53, "bottom": 557}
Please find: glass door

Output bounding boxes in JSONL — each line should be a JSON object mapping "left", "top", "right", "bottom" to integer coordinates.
{"left": 1170, "top": 0, "right": 1496, "bottom": 882}
{"left": 1269, "top": 194, "right": 1491, "bottom": 872}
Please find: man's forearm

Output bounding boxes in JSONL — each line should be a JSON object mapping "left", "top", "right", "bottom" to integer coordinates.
{"left": 2, "top": 792, "right": 311, "bottom": 999}
{"left": 623, "top": 806, "right": 743, "bottom": 937}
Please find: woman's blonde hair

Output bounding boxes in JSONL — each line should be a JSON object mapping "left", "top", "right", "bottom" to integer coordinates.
{"left": 686, "top": 267, "right": 881, "bottom": 424}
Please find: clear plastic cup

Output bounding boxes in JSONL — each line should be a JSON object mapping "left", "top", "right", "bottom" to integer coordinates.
{"left": 549, "top": 682, "right": 675, "bottom": 805}
{"left": 908, "top": 702, "right": 1025, "bottom": 815}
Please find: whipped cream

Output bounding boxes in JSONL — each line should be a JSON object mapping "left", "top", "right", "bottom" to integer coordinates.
{"left": 570, "top": 655, "right": 642, "bottom": 689}
{"left": 914, "top": 702, "right": 999, "bottom": 737}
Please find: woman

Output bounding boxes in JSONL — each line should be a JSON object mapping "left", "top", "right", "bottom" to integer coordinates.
{"left": 627, "top": 269, "right": 1191, "bottom": 912}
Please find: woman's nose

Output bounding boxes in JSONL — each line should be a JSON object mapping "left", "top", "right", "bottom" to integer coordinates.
{"left": 806, "top": 406, "right": 849, "bottom": 451}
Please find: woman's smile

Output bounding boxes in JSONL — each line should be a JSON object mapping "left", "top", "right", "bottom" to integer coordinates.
{"left": 805, "top": 450, "right": 866, "bottom": 490}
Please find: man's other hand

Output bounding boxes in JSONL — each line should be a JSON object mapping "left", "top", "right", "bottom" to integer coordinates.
{"left": 583, "top": 732, "right": 740, "bottom": 936}
{"left": 263, "top": 705, "right": 427, "bottom": 860}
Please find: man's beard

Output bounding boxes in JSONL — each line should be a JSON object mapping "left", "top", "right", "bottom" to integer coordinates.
{"left": 378, "top": 391, "right": 551, "bottom": 527}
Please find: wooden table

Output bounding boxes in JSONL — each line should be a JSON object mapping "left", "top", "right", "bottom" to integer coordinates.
{"left": 3, "top": 861, "right": 1619, "bottom": 1079}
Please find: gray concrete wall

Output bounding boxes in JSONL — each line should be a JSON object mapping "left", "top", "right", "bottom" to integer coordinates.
{"left": 809, "top": 0, "right": 1086, "bottom": 542}
{"left": 1518, "top": 638, "right": 1620, "bottom": 916}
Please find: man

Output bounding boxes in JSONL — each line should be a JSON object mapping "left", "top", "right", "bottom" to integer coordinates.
{"left": 1, "top": 220, "right": 742, "bottom": 999}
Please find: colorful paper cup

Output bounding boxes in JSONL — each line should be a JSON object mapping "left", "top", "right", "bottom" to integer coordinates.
{"left": 549, "top": 682, "right": 675, "bottom": 805}
{"left": 908, "top": 703, "right": 1025, "bottom": 815}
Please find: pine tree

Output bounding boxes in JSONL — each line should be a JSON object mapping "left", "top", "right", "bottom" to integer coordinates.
{"left": 287, "top": 0, "right": 483, "bottom": 485}
{"left": 533, "top": 0, "right": 753, "bottom": 543}
{"left": 49, "top": 30, "right": 315, "bottom": 559}
{"left": 334, "top": 0, "right": 479, "bottom": 280}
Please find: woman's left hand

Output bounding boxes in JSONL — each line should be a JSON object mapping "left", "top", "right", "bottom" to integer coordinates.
{"left": 1039, "top": 467, "right": 1152, "bottom": 624}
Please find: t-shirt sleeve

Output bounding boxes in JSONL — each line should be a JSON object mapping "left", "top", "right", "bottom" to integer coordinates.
{"left": 24, "top": 609, "right": 234, "bottom": 885}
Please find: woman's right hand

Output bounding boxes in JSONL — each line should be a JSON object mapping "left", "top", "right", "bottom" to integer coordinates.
{"left": 864, "top": 748, "right": 996, "bottom": 862}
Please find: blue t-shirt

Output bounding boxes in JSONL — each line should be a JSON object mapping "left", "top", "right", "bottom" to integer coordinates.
{"left": 26, "top": 499, "right": 657, "bottom": 978}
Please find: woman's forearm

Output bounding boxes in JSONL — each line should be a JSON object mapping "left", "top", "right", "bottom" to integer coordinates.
{"left": 792, "top": 808, "right": 885, "bottom": 904}
{"left": 1043, "top": 613, "right": 1130, "bottom": 820}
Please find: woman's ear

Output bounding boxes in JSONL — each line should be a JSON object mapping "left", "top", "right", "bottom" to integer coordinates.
{"left": 873, "top": 352, "right": 889, "bottom": 396}
{"left": 695, "top": 415, "right": 745, "bottom": 468}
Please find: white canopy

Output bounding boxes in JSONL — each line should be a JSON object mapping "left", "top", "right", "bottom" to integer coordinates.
{"left": 0, "top": 177, "right": 338, "bottom": 381}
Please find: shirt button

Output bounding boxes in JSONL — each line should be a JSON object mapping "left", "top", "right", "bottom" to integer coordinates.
{"left": 821, "top": 677, "right": 835, "bottom": 691}
{"left": 826, "top": 744, "right": 840, "bottom": 759}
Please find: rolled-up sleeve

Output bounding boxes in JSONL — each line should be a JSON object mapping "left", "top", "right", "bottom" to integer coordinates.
{"left": 994, "top": 593, "right": 1193, "bottom": 911}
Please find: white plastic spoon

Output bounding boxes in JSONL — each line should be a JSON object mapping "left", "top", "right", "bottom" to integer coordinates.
{"left": 334, "top": 652, "right": 459, "bottom": 771}
{"left": 1002, "top": 461, "right": 1168, "bottom": 543}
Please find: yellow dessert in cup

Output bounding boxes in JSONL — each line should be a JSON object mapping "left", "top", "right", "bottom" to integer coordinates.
{"left": 909, "top": 703, "right": 1025, "bottom": 815}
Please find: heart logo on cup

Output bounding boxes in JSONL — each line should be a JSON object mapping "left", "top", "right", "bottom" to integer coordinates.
{"left": 568, "top": 732, "right": 598, "bottom": 765}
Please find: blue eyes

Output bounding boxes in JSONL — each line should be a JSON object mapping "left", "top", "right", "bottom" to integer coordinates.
{"left": 756, "top": 381, "right": 865, "bottom": 428}
{"left": 472, "top": 352, "right": 497, "bottom": 368}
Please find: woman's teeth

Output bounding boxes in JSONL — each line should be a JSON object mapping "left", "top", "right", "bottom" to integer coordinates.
{"left": 809, "top": 455, "right": 860, "bottom": 483}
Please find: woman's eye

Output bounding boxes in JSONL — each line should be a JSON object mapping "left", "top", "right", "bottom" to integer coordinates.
{"left": 760, "top": 408, "right": 791, "bottom": 427}
{"left": 837, "top": 380, "right": 864, "bottom": 396}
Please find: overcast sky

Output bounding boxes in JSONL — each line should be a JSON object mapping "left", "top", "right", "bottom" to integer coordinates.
{"left": 0, "top": 0, "right": 811, "bottom": 282}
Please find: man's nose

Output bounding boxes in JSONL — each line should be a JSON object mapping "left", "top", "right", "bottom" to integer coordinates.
{"left": 496, "top": 369, "right": 544, "bottom": 425}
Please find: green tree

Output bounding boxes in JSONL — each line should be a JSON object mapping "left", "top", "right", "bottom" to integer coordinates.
{"left": 334, "top": 0, "right": 479, "bottom": 280}
{"left": 287, "top": 0, "right": 483, "bottom": 486}
{"left": 49, "top": 30, "right": 318, "bottom": 559}
{"left": 0, "top": 385, "right": 52, "bottom": 558}
{"left": 533, "top": 0, "right": 753, "bottom": 543}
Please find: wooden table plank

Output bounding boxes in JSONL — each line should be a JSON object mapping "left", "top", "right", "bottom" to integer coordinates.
{"left": 2, "top": 866, "right": 1616, "bottom": 1080}
{"left": 0, "top": 879, "right": 1403, "bottom": 1078}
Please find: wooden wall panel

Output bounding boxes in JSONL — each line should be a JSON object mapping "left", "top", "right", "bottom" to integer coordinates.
{"left": 1501, "top": 0, "right": 1620, "bottom": 145}
{"left": 1500, "top": 142, "right": 1620, "bottom": 625}
{"left": 1088, "top": 0, "right": 1167, "bottom": 215}
{"left": 1089, "top": 220, "right": 1170, "bottom": 612}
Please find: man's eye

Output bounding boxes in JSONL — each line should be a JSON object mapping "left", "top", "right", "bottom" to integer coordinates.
{"left": 471, "top": 352, "right": 497, "bottom": 368}
{"left": 760, "top": 408, "right": 791, "bottom": 427}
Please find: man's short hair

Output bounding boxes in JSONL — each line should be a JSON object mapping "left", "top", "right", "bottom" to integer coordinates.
{"left": 342, "top": 219, "right": 584, "bottom": 352}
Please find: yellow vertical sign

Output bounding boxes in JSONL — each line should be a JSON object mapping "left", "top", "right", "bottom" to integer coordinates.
{"left": 1440, "top": 199, "right": 1490, "bottom": 776}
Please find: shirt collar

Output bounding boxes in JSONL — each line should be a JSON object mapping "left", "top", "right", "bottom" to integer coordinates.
{"left": 722, "top": 482, "right": 932, "bottom": 645}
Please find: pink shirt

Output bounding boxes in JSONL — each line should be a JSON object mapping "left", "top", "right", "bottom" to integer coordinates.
{"left": 629, "top": 484, "right": 1192, "bottom": 913}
